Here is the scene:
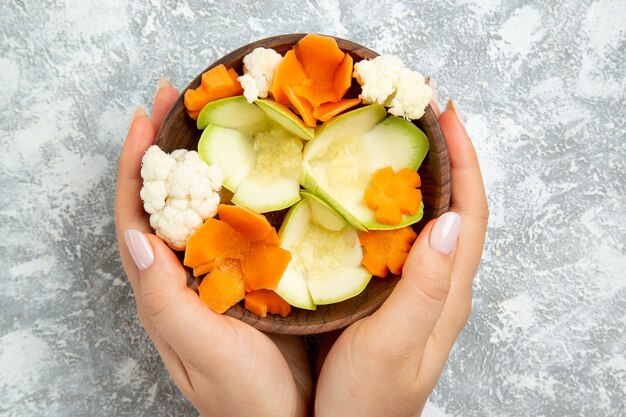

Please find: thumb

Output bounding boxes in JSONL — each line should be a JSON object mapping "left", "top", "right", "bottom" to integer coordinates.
{"left": 124, "top": 229, "right": 225, "bottom": 360}
{"left": 364, "top": 212, "right": 462, "bottom": 358}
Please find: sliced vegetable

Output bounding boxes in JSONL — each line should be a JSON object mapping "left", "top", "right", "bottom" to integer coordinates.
{"left": 198, "top": 98, "right": 304, "bottom": 212}
{"left": 276, "top": 194, "right": 371, "bottom": 307}
{"left": 271, "top": 34, "right": 355, "bottom": 125}
{"left": 197, "top": 95, "right": 270, "bottom": 132}
{"left": 333, "top": 53, "right": 354, "bottom": 99}
{"left": 312, "top": 98, "right": 361, "bottom": 122}
{"left": 185, "top": 204, "right": 290, "bottom": 313}
{"left": 359, "top": 227, "right": 417, "bottom": 277}
{"left": 218, "top": 203, "right": 276, "bottom": 242}
{"left": 254, "top": 99, "right": 314, "bottom": 141}
{"left": 302, "top": 105, "right": 429, "bottom": 230}
{"left": 184, "top": 64, "right": 243, "bottom": 120}
{"left": 286, "top": 86, "right": 316, "bottom": 127}
{"left": 184, "top": 217, "right": 251, "bottom": 275}
{"left": 292, "top": 34, "right": 346, "bottom": 107}
{"left": 244, "top": 289, "right": 291, "bottom": 317}
{"left": 241, "top": 243, "right": 292, "bottom": 290}
{"left": 198, "top": 259, "right": 246, "bottom": 314}
{"left": 271, "top": 50, "right": 307, "bottom": 106}
{"left": 363, "top": 166, "right": 422, "bottom": 225}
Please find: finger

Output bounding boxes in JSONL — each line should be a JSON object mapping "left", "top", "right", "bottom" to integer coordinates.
{"left": 415, "top": 100, "right": 490, "bottom": 384}
{"left": 125, "top": 230, "right": 232, "bottom": 368}
{"left": 114, "top": 108, "right": 155, "bottom": 235}
{"left": 426, "top": 77, "right": 441, "bottom": 118}
{"left": 439, "top": 100, "right": 488, "bottom": 216}
{"left": 362, "top": 212, "right": 461, "bottom": 362}
{"left": 150, "top": 78, "right": 180, "bottom": 131}
{"left": 115, "top": 109, "right": 156, "bottom": 297}
{"left": 436, "top": 100, "right": 488, "bottom": 323}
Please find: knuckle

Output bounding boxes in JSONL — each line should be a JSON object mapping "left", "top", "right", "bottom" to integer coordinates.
{"left": 409, "top": 265, "right": 451, "bottom": 304}
{"left": 142, "top": 289, "right": 170, "bottom": 318}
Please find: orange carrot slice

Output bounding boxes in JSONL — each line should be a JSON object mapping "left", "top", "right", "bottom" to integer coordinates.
{"left": 184, "top": 87, "right": 211, "bottom": 111}
{"left": 363, "top": 166, "right": 422, "bottom": 225}
{"left": 186, "top": 109, "right": 200, "bottom": 120}
{"left": 244, "top": 289, "right": 292, "bottom": 317}
{"left": 240, "top": 243, "right": 291, "bottom": 290}
{"left": 271, "top": 50, "right": 307, "bottom": 106}
{"left": 184, "top": 65, "right": 243, "bottom": 118}
{"left": 198, "top": 259, "right": 246, "bottom": 313}
{"left": 285, "top": 87, "right": 317, "bottom": 127}
{"left": 271, "top": 34, "right": 355, "bottom": 125}
{"left": 184, "top": 217, "right": 251, "bottom": 269}
{"left": 217, "top": 204, "right": 276, "bottom": 242}
{"left": 359, "top": 227, "right": 417, "bottom": 277}
{"left": 333, "top": 53, "right": 354, "bottom": 100}
{"left": 313, "top": 98, "right": 361, "bottom": 122}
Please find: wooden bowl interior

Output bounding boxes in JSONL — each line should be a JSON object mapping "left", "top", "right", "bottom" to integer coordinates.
{"left": 155, "top": 34, "right": 450, "bottom": 335}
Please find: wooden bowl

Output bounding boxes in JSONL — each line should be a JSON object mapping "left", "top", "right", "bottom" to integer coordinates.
{"left": 155, "top": 34, "right": 450, "bottom": 335}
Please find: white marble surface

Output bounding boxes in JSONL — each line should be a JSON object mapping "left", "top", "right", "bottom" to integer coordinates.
{"left": 1, "top": 1, "right": 624, "bottom": 416}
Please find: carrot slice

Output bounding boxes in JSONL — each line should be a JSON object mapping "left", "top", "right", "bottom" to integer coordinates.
{"left": 285, "top": 87, "right": 317, "bottom": 127}
{"left": 240, "top": 243, "right": 291, "bottom": 290}
{"left": 363, "top": 166, "right": 422, "bottom": 225}
{"left": 184, "top": 87, "right": 211, "bottom": 111}
{"left": 359, "top": 227, "right": 417, "bottom": 277}
{"left": 244, "top": 289, "right": 292, "bottom": 317}
{"left": 333, "top": 53, "right": 354, "bottom": 100}
{"left": 272, "top": 34, "right": 355, "bottom": 124}
{"left": 217, "top": 204, "right": 276, "bottom": 242}
{"left": 271, "top": 50, "right": 307, "bottom": 106}
{"left": 201, "top": 65, "right": 234, "bottom": 96}
{"left": 294, "top": 34, "right": 345, "bottom": 78}
{"left": 184, "top": 65, "right": 243, "bottom": 117}
{"left": 313, "top": 98, "right": 361, "bottom": 122}
{"left": 186, "top": 109, "right": 200, "bottom": 120}
{"left": 184, "top": 217, "right": 251, "bottom": 269}
{"left": 198, "top": 259, "right": 245, "bottom": 314}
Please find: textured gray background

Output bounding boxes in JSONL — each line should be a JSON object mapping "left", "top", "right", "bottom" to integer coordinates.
{"left": 1, "top": 0, "right": 624, "bottom": 416}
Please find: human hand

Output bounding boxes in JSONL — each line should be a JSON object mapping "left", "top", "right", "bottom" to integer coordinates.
{"left": 314, "top": 82, "right": 488, "bottom": 416}
{"left": 114, "top": 79, "right": 312, "bottom": 417}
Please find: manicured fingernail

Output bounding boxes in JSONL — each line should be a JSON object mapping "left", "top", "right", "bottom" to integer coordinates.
{"left": 427, "top": 77, "right": 439, "bottom": 108}
{"left": 155, "top": 77, "right": 172, "bottom": 96}
{"left": 134, "top": 106, "right": 146, "bottom": 119}
{"left": 429, "top": 212, "right": 462, "bottom": 255}
{"left": 446, "top": 99, "right": 465, "bottom": 130}
{"left": 124, "top": 230, "right": 154, "bottom": 271}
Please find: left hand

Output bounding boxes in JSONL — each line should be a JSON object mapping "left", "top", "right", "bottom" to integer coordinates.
{"left": 114, "top": 79, "right": 312, "bottom": 417}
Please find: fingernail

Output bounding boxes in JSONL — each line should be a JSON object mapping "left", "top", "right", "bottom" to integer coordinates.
{"left": 446, "top": 99, "right": 465, "bottom": 130}
{"left": 155, "top": 77, "right": 172, "bottom": 96}
{"left": 427, "top": 77, "right": 439, "bottom": 108}
{"left": 133, "top": 106, "right": 146, "bottom": 119}
{"left": 124, "top": 230, "right": 154, "bottom": 271}
{"left": 429, "top": 212, "right": 462, "bottom": 255}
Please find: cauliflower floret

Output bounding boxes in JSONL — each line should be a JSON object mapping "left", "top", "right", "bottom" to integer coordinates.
{"left": 140, "top": 145, "right": 223, "bottom": 250}
{"left": 238, "top": 47, "right": 283, "bottom": 103}
{"left": 353, "top": 54, "right": 432, "bottom": 120}
{"left": 387, "top": 68, "right": 432, "bottom": 120}
{"left": 353, "top": 55, "right": 405, "bottom": 105}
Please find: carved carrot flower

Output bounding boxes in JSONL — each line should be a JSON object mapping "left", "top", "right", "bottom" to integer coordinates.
{"left": 359, "top": 226, "right": 418, "bottom": 277}
{"left": 363, "top": 166, "right": 422, "bottom": 225}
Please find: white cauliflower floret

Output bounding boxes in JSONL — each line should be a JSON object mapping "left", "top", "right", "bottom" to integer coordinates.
{"left": 387, "top": 68, "right": 432, "bottom": 120}
{"left": 140, "top": 145, "right": 223, "bottom": 251}
{"left": 353, "top": 54, "right": 432, "bottom": 120}
{"left": 238, "top": 47, "right": 283, "bottom": 103}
